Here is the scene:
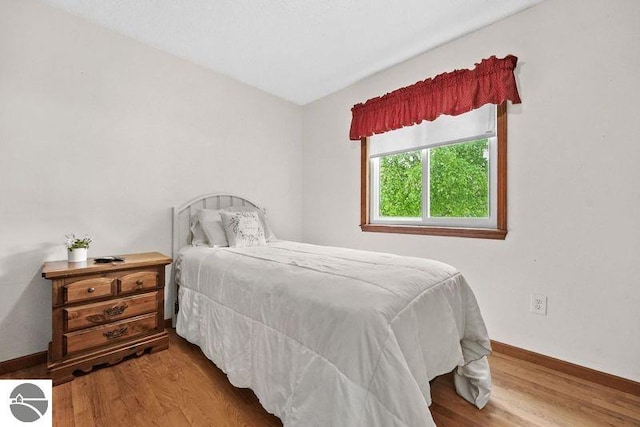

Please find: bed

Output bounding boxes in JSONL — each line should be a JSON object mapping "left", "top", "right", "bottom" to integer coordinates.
{"left": 171, "top": 193, "right": 492, "bottom": 427}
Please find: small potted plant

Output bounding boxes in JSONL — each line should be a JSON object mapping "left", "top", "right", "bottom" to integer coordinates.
{"left": 65, "top": 234, "right": 92, "bottom": 262}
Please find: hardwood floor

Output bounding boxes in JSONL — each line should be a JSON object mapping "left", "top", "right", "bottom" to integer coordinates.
{"left": 2, "top": 330, "right": 639, "bottom": 426}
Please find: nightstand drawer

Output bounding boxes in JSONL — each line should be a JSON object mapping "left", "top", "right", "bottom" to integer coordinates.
{"left": 64, "top": 277, "right": 115, "bottom": 304}
{"left": 64, "top": 313, "right": 157, "bottom": 354}
{"left": 64, "top": 292, "right": 158, "bottom": 332}
{"left": 118, "top": 271, "right": 158, "bottom": 293}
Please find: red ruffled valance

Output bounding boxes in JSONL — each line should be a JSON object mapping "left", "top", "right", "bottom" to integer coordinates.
{"left": 349, "top": 55, "right": 521, "bottom": 141}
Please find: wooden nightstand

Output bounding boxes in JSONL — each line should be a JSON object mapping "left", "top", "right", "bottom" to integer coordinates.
{"left": 42, "top": 252, "right": 172, "bottom": 385}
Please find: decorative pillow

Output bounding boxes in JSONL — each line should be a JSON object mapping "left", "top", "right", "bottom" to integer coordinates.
{"left": 220, "top": 211, "right": 266, "bottom": 248}
{"left": 222, "top": 206, "right": 276, "bottom": 242}
{"left": 198, "top": 209, "right": 229, "bottom": 247}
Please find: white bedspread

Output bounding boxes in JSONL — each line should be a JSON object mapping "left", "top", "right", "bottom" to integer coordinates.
{"left": 176, "top": 241, "right": 491, "bottom": 427}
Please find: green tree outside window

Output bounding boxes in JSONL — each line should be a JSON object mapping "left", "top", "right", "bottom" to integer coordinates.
{"left": 379, "top": 139, "right": 489, "bottom": 218}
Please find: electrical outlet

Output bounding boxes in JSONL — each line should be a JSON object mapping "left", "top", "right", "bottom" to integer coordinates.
{"left": 530, "top": 293, "right": 547, "bottom": 315}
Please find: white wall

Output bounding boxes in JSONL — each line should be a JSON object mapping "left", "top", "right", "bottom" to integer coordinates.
{"left": 0, "top": 0, "right": 303, "bottom": 362}
{"left": 302, "top": 0, "right": 640, "bottom": 382}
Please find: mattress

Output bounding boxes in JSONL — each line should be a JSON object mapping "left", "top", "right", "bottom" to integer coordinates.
{"left": 176, "top": 240, "right": 491, "bottom": 427}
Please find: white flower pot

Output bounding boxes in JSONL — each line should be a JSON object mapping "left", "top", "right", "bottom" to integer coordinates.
{"left": 68, "top": 248, "right": 88, "bottom": 263}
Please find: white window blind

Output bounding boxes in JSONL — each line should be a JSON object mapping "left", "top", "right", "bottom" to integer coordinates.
{"left": 369, "top": 104, "right": 496, "bottom": 157}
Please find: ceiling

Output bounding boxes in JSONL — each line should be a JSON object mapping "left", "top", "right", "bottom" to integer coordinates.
{"left": 39, "top": 0, "right": 541, "bottom": 105}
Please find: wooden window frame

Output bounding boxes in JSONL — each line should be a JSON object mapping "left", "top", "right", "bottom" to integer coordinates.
{"left": 360, "top": 102, "right": 508, "bottom": 240}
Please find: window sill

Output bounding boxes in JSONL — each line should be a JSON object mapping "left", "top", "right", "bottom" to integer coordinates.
{"left": 360, "top": 224, "right": 507, "bottom": 240}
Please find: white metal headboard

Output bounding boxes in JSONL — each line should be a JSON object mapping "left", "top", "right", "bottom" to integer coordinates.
{"left": 170, "top": 193, "right": 265, "bottom": 325}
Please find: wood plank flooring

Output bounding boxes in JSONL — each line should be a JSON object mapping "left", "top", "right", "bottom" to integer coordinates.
{"left": 2, "top": 330, "right": 639, "bottom": 426}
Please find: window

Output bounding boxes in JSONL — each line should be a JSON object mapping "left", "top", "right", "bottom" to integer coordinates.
{"left": 361, "top": 102, "right": 507, "bottom": 239}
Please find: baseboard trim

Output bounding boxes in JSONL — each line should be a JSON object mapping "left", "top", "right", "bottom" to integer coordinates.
{"left": 0, "top": 351, "right": 47, "bottom": 376}
{"left": 164, "top": 318, "right": 173, "bottom": 329}
{"left": 491, "top": 340, "right": 640, "bottom": 396}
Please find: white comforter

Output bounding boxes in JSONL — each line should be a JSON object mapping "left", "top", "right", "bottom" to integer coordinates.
{"left": 176, "top": 241, "right": 491, "bottom": 427}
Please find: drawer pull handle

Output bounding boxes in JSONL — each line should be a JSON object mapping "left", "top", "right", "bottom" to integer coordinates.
{"left": 135, "top": 280, "right": 143, "bottom": 288}
{"left": 87, "top": 287, "right": 95, "bottom": 293}
{"left": 104, "top": 303, "right": 128, "bottom": 317}
{"left": 103, "top": 327, "right": 128, "bottom": 339}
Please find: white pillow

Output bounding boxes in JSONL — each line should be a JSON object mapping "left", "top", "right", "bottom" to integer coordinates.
{"left": 223, "top": 206, "right": 276, "bottom": 242}
{"left": 220, "top": 211, "right": 266, "bottom": 248}
{"left": 198, "top": 209, "right": 229, "bottom": 247}
{"left": 190, "top": 209, "right": 209, "bottom": 246}
{"left": 190, "top": 221, "right": 209, "bottom": 246}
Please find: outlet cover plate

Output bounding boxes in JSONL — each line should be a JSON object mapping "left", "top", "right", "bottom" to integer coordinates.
{"left": 530, "top": 293, "right": 547, "bottom": 315}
